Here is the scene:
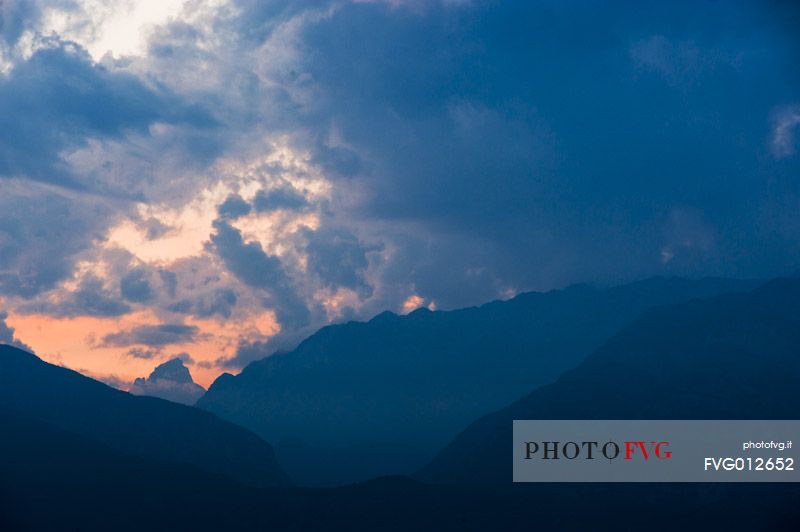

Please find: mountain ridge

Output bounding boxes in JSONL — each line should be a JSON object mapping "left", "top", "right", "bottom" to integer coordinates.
{"left": 197, "top": 276, "right": 760, "bottom": 485}
{"left": 0, "top": 345, "right": 290, "bottom": 487}
{"left": 419, "top": 277, "right": 800, "bottom": 485}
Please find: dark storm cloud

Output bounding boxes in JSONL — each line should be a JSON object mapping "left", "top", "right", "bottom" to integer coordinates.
{"left": 0, "top": 190, "right": 112, "bottom": 298}
{"left": 220, "top": 339, "right": 268, "bottom": 369}
{"left": 272, "top": 0, "right": 800, "bottom": 300}
{"left": 209, "top": 220, "right": 286, "bottom": 288}
{"left": 159, "top": 270, "right": 178, "bottom": 298}
{"left": 253, "top": 185, "right": 308, "bottom": 212}
{"left": 0, "top": 34, "right": 222, "bottom": 305}
{"left": 0, "top": 39, "right": 216, "bottom": 190}
{"left": 169, "top": 287, "right": 238, "bottom": 319}
{"left": 217, "top": 194, "right": 252, "bottom": 219}
{"left": 195, "top": 288, "right": 238, "bottom": 318}
{"left": 2, "top": 0, "right": 799, "bottom": 366}
{"left": 21, "top": 275, "right": 132, "bottom": 317}
{"left": 310, "top": 142, "right": 362, "bottom": 179}
{"left": 120, "top": 268, "right": 153, "bottom": 303}
{"left": 63, "top": 276, "right": 132, "bottom": 316}
{"left": 208, "top": 219, "right": 309, "bottom": 326}
{"left": 101, "top": 323, "right": 200, "bottom": 348}
{"left": 304, "top": 227, "right": 376, "bottom": 297}
{"left": 375, "top": 230, "right": 513, "bottom": 310}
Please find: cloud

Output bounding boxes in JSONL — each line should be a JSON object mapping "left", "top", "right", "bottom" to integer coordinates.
{"left": 66, "top": 275, "right": 133, "bottom": 316}
{"left": 84, "top": 371, "right": 129, "bottom": 391}
{"left": 629, "top": 35, "right": 706, "bottom": 87}
{"left": 771, "top": 105, "right": 800, "bottom": 158}
{"left": 142, "top": 217, "right": 172, "bottom": 239}
{"left": 0, "top": 0, "right": 42, "bottom": 47}
{"left": 124, "top": 347, "right": 159, "bottom": 359}
{"left": 400, "top": 294, "right": 424, "bottom": 314}
{"left": 659, "top": 207, "right": 717, "bottom": 266}
{"left": 120, "top": 268, "right": 153, "bottom": 303}
{"left": 217, "top": 193, "right": 252, "bottom": 219}
{"left": 209, "top": 219, "right": 309, "bottom": 327}
{"left": 310, "top": 143, "right": 363, "bottom": 179}
{"left": 208, "top": 220, "right": 284, "bottom": 288}
{"left": 0, "top": 39, "right": 214, "bottom": 190}
{"left": 253, "top": 184, "right": 308, "bottom": 212}
{"left": 159, "top": 269, "right": 178, "bottom": 298}
{"left": 0, "top": 32, "right": 220, "bottom": 304}
{"left": 2, "top": 1, "right": 800, "bottom": 379}
{"left": 0, "top": 310, "right": 33, "bottom": 352}
{"left": 274, "top": 0, "right": 800, "bottom": 290}
{"left": 0, "top": 186, "right": 113, "bottom": 298}
{"left": 174, "top": 351, "right": 195, "bottom": 364}
{"left": 194, "top": 288, "right": 238, "bottom": 318}
{"left": 169, "top": 287, "right": 238, "bottom": 319}
{"left": 101, "top": 323, "right": 200, "bottom": 347}
{"left": 222, "top": 339, "right": 271, "bottom": 369}
{"left": 304, "top": 226, "right": 376, "bottom": 297}
{"left": 19, "top": 274, "right": 132, "bottom": 317}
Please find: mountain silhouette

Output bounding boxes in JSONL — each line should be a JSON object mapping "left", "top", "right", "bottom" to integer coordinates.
{"left": 130, "top": 357, "right": 205, "bottom": 405}
{"left": 197, "top": 276, "right": 757, "bottom": 486}
{"left": 0, "top": 345, "right": 289, "bottom": 487}
{"left": 2, "top": 278, "right": 799, "bottom": 530}
{"left": 0, "top": 407, "right": 260, "bottom": 530}
{"left": 420, "top": 277, "right": 800, "bottom": 485}
{"left": 2, "top": 407, "right": 796, "bottom": 530}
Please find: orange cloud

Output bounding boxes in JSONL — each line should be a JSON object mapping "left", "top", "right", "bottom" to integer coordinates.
{"left": 401, "top": 295, "right": 424, "bottom": 314}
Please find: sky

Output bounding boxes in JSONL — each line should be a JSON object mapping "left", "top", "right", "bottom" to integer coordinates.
{"left": 0, "top": 0, "right": 798, "bottom": 388}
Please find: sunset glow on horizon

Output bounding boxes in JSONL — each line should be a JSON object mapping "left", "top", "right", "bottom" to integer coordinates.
{"left": 5, "top": 307, "right": 281, "bottom": 388}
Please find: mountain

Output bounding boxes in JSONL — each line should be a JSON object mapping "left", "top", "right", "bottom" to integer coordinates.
{"left": 197, "top": 276, "right": 758, "bottom": 486}
{"left": 0, "top": 407, "right": 258, "bottom": 530}
{"left": 2, "top": 276, "right": 798, "bottom": 530}
{"left": 0, "top": 345, "right": 289, "bottom": 487}
{"left": 130, "top": 357, "right": 206, "bottom": 405}
{"left": 2, "top": 409, "right": 796, "bottom": 530}
{"left": 420, "top": 278, "right": 800, "bottom": 485}
{"left": 2, "top": 411, "right": 796, "bottom": 530}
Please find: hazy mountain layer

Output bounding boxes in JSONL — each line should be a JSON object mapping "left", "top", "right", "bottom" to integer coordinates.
{"left": 420, "top": 278, "right": 800, "bottom": 485}
{"left": 198, "top": 277, "right": 757, "bottom": 485}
